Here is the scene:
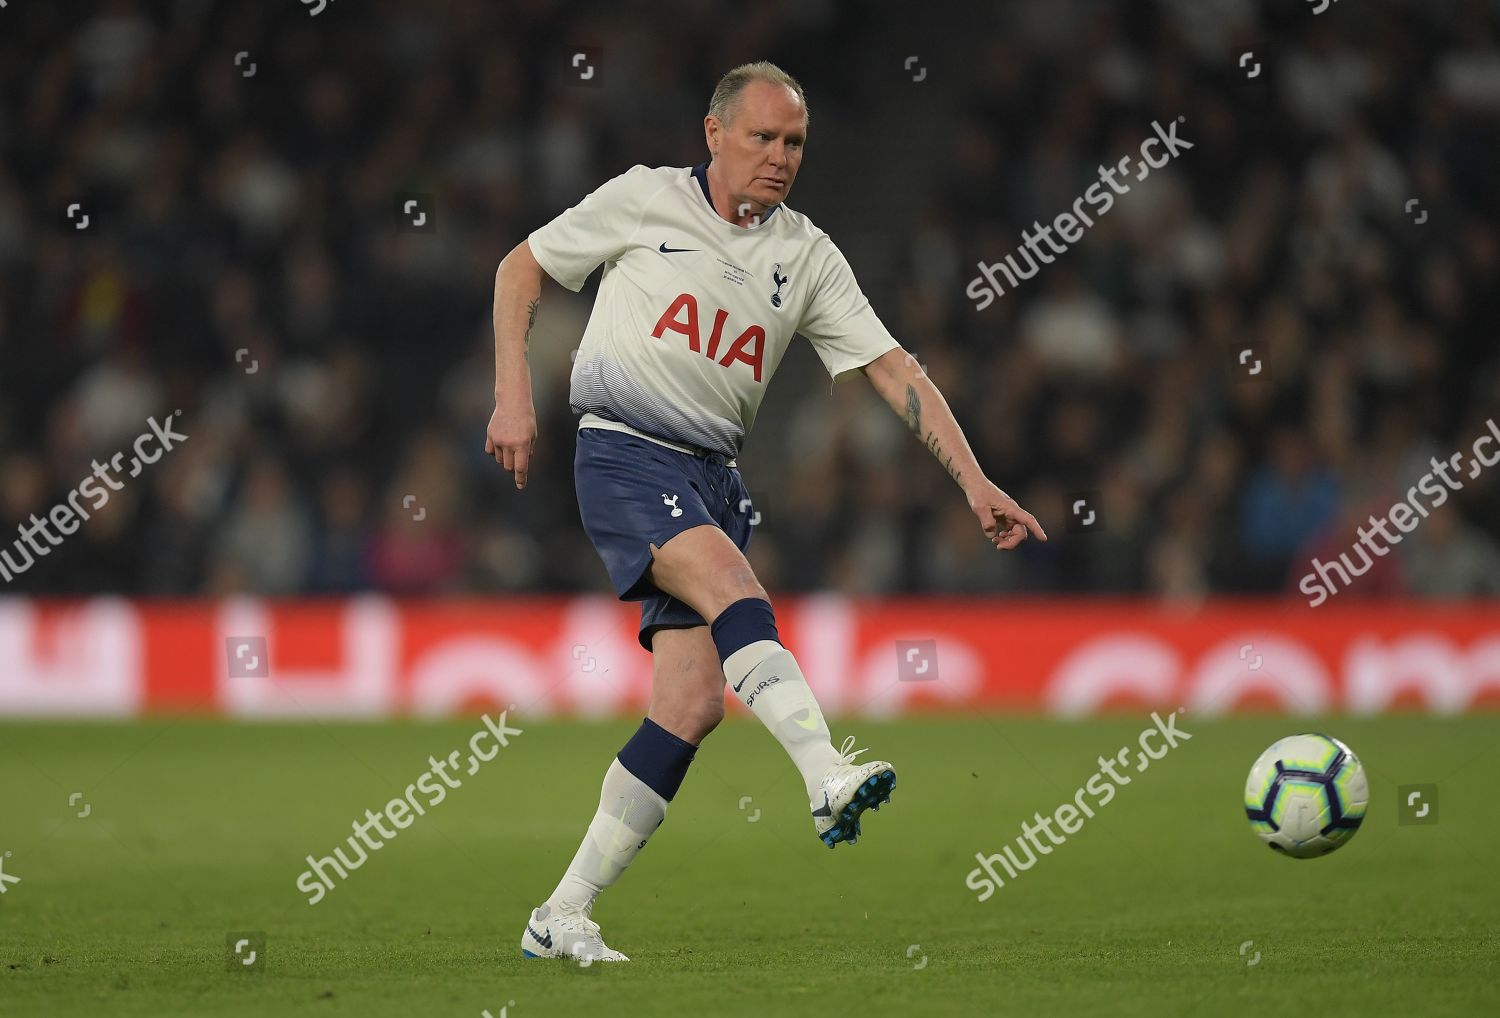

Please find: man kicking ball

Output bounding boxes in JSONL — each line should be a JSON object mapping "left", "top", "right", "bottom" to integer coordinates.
{"left": 486, "top": 61, "right": 1046, "bottom": 962}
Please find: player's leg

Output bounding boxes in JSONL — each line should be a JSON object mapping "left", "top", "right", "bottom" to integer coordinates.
{"left": 644, "top": 623, "right": 728, "bottom": 743}
{"left": 647, "top": 524, "right": 896, "bottom": 847}
{"left": 523, "top": 430, "right": 728, "bottom": 961}
{"left": 542, "top": 625, "right": 722, "bottom": 910}
{"left": 648, "top": 525, "right": 837, "bottom": 797}
{"left": 523, "top": 624, "right": 724, "bottom": 962}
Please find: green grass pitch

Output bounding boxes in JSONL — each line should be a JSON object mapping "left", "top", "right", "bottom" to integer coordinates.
{"left": 2, "top": 715, "right": 1497, "bottom": 1016}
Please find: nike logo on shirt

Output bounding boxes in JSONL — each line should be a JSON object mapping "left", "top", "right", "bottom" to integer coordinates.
{"left": 658, "top": 242, "right": 699, "bottom": 254}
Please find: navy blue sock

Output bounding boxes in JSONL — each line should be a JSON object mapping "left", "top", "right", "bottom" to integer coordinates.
{"left": 616, "top": 717, "right": 698, "bottom": 801}
{"left": 710, "top": 596, "right": 780, "bottom": 662}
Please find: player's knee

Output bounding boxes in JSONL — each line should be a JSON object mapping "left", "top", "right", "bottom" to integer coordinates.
{"left": 650, "top": 530, "right": 766, "bottom": 621}
{"left": 690, "top": 564, "right": 767, "bottom": 623}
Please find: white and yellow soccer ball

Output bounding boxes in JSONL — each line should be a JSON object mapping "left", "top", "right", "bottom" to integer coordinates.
{"left": 1244, "top": 734, "right": 1368, "bottom": 858}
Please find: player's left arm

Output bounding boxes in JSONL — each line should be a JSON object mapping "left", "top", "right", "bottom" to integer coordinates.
{"left": 860, "top": 348, "right": 1048, "bottom": 551}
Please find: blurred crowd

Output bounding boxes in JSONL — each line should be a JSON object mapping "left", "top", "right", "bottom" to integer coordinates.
{"left": 1, "top": 0, "right": 1498, "bottom": 601}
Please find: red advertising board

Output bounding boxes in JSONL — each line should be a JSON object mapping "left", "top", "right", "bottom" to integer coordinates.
{"left": 1, "top": 597, "right": 1497, "bottom": 717}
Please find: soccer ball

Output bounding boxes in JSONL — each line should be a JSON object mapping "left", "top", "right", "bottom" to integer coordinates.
{"left": 1244, "top": 733, "right": 1368, "bottom": 858}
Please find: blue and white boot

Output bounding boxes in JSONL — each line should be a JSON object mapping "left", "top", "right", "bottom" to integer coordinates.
{"left": 520, "top": 901, "right": 629, "bottom": 962}
{"left": 812, "top": 736, "right": 896, "bottom": 848}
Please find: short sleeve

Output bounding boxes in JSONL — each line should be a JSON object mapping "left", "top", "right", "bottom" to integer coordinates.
{"left": 797, "top": 239, "right": 902, "bottom": 382}
{"left": 528, "top": 165, "right": 654, "bottom": 292}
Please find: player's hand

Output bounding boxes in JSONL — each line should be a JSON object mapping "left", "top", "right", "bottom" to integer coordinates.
{"left": 485, "top": 400, "right": 537, "bottom": 490}
{"left": 967, "top": 480, "right": 1048, "bottom": 551}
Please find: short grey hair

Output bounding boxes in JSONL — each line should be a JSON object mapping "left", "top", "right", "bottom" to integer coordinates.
{"left": 707, "top": 61, "right": 809, "bottom": 127}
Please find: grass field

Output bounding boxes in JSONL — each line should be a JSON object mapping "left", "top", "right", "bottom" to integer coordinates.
{"left": 2, "top": 714, "right": 1497, "bottom": 1016}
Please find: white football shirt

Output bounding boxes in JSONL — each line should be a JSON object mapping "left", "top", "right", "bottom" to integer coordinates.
{"left": 528, "top": 163, "right": 901, "bottom": 458}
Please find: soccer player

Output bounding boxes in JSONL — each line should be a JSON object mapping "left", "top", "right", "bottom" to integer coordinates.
{"left": 487, "top": 62, "right": 1046, "bottom": 962}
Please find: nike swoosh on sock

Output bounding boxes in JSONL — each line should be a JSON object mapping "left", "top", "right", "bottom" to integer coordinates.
{"left": 732, "top": 656, "right": 772, "bottom": 693}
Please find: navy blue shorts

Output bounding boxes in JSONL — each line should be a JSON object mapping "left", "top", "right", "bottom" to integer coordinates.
{"left": 574, "top": 427, "right": 754, "bottom": 651}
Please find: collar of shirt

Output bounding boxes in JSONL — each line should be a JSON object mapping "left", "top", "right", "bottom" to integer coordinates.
{"left": 692, "top": 161, "right": 780, "bottom": 224}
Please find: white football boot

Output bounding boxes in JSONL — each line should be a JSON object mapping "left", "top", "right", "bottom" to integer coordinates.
{"left": 520, "top": 901, "right": 630, "bottom": 962}
{"left": 811, "top": 735, "right": 896, "bottom": 848}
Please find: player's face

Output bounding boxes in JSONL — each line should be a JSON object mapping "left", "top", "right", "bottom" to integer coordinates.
{"left": 708, "top": 80, "right": 806, "bottom": 211}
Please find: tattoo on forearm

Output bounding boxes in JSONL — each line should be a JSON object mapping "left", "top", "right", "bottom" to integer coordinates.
{"left": 925, "top": 431, "right": 963, "bottom": 485}
{"left": 903, "top": 382, "right": 962, "bottom": 485}
{"left": 523, "top": 296, "right": 540, "bottom": 361}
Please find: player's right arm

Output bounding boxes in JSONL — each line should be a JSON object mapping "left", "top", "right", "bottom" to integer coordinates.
{"left": 486, "top": 239, "right": 543, "bottom": 490}
{"left": 485, "top": 165, "right": 653, "bottom": 490}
